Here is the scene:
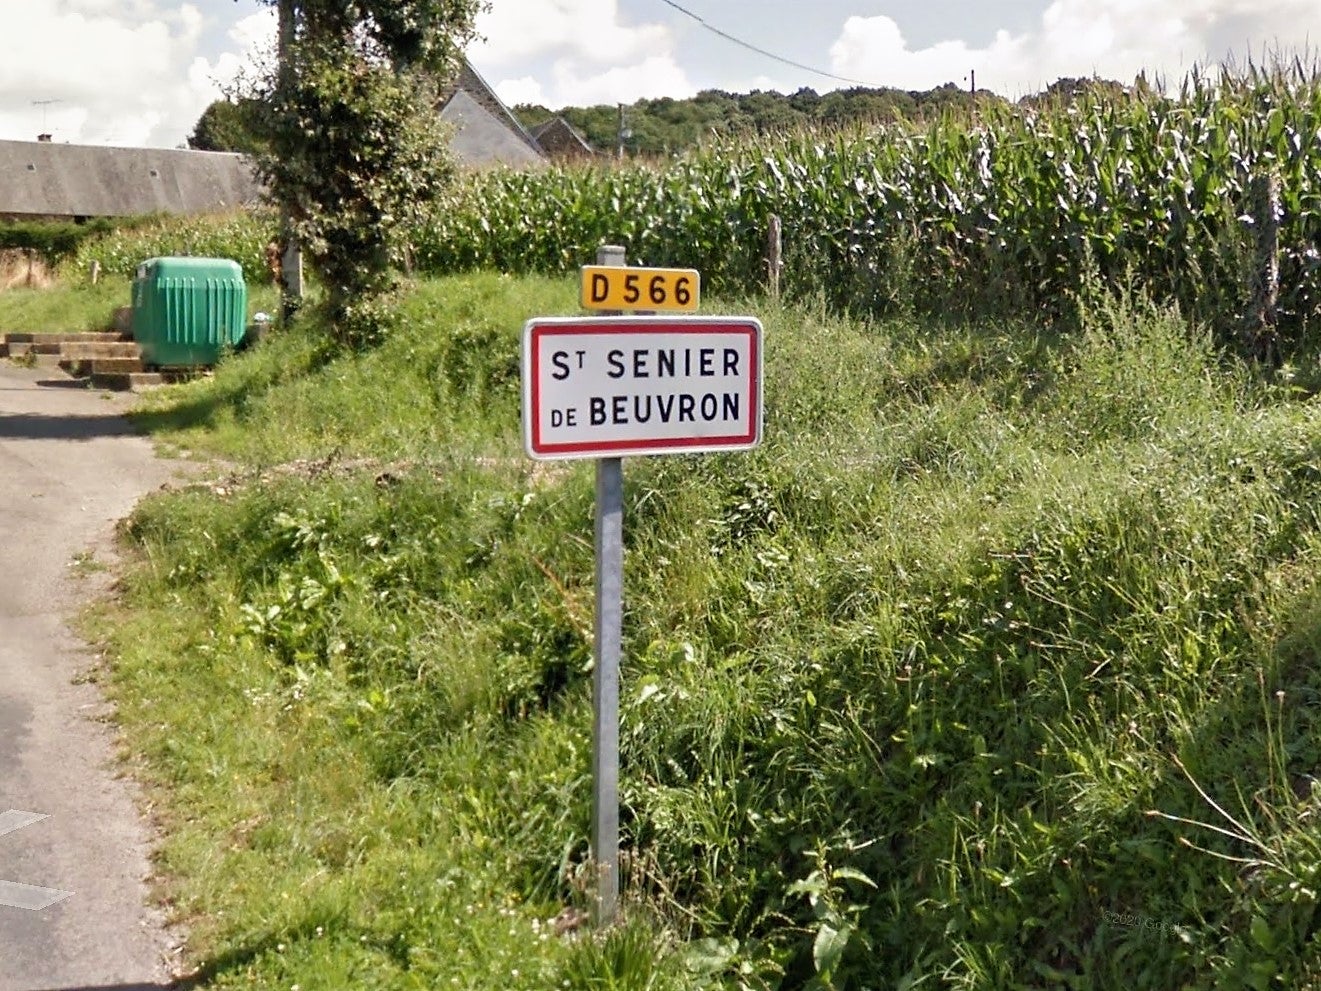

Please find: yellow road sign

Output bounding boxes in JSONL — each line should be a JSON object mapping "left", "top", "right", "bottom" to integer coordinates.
{"left": 581, "top": 266, "right": 701, "bottom": 312}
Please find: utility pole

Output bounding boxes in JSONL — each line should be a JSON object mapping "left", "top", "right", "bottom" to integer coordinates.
{"left": 616, "top": 104, "right": 631, "bottom": 160}
{"left": 277, "top": 0, "right": 303, "bottom": 318}
{"left": 969, "top": 69, "right": 976, "bottom": 95}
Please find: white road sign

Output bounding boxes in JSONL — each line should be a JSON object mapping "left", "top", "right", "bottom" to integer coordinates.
{"left": 522, "top": 316, "right": 764, "bottom": 460}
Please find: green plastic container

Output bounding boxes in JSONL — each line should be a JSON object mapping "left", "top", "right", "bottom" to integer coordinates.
{"left": 131, "top": 257, "right": 247, "bottom": 367}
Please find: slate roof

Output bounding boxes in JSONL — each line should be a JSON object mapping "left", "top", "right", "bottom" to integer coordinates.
{"left": 440, "top": 89, "right": 546, "bottom": 169}
{"left": 0, "top": 141, "right": 260, "bottom": 220}
{"left": 0, "top": 58, "right": 543, "bottom": 221}
{"left": 440, "top": 60, "right": 546, "bottom": 165}
{"left": 529, "top": 117, "right": 595, "bottom": 159}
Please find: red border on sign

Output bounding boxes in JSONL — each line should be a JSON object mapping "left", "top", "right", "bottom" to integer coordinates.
{"left": 527, "top": 320, "right": 761, "bottom": 457}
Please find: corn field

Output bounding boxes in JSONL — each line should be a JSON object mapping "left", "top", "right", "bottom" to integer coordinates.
{"left": 73, "top": 209, "right": 278, "bottom": 285}
{"left": 417, "top": 63, "right": 1321, "bottom": 351}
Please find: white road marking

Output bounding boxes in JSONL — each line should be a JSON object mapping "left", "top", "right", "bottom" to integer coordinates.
{"left": 0, "top": 810, "right": 48, "bottom": 838}
{"left": 0, "top": 810, "right": 74, "bottom": 911}
{"left": 0, "top": 879, "right": 73, "bottom": 911}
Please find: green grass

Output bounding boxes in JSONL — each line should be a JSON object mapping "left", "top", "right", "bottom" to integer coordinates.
{"left": 128, "top": 271, "right": 563, "bottom": 462}
{"left": 1, "top": 278, "right": 130, "bottom": 334}
{"left": 0, "top": 277, "right": 281, "bottom": 338}
{"left": 98, "top": 271, "right": 1321, "bottom": 989}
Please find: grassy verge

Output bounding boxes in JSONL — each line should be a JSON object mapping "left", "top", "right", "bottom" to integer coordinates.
{"left": 2, "top": 278, "right": 131, "bottom": 334}
{"left": 101, "top": 272, "right": 1321, "bottom": 989}
{"left": 1, "top": 278, "right": 281, "bottom": 337}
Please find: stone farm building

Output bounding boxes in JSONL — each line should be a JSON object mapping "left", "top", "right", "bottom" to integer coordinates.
{"left": 437, "top": 60, "right": 549, "bottom": 168}
{"left": 0, "top": 60, "right": 591, "bottom": 223}
{"left": 0, "top": 141, "right": 260, "bottom": 223}
{"left": 529, "top": 117, "right": 596, "bottom": 161}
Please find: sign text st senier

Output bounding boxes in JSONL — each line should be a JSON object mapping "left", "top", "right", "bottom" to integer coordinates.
{"left": 522, "top": 316, "right": 763, "bottom": 460}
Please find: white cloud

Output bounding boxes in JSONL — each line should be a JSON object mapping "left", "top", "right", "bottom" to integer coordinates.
{"left": 497, "top": 61, "right": 801, "bottom": 111}
{"left": 473, "top": 0, "right": 671, "bottom": 66}
{"left": 0, "top": 0, "right": 272, "bottom": 148}
{"left": 201, "top": 8, "right": 278, "bottom": 95}
{"left": 10, "top": 0, "right": 1319, "bottom": 149}
{"left": 830, "top": 0, "right": 1321, "bottom": 97}
{"left": 477, "top": 0, "right": 693, "bottom": 109}
{"left": 546, "top": 55, "right": 694, "bottom": 107}
{"left": 494, "top": 76, "right": 549, "bottom": 108}
{"left": 829, "top": 17, "right": 1002, "bottom": 91}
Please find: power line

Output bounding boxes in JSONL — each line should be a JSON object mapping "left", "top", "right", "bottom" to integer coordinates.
{"left": 655, "top": 0, "right": 877, "bottom": 87}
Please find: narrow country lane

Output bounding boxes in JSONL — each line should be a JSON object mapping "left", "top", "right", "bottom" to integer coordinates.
{"left": 0, "top": 363, "right": 180, "bottom": 990}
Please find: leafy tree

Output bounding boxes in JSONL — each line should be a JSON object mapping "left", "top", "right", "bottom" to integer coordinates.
{"left": 741, "top": 90, "right": 806, "bottom": 134}
{"left": 512, "top": 83, "right": 1015, "bottom": 158}
{"left": 240, "top": 0, "right": 484, "bottom": 347}
{"left": 187, "top": 98, "right": 264, "bottom": 154}
{"left": 915, "top": 81, "right": 976, "bottom": 114}
{"left": 512, "top": 103, "right": 555, "bottom": 132}
{"left": 1021, "top": 76, "right": 1129, "bottom": 109}
{"left": 839, "top": 90, "right": 916, "bottom": 123}
{"left": 559, "top": 104, "right": 621, "bottom": 152}
{"left": 787, "top": 87, "right": 821, "bottom": 115}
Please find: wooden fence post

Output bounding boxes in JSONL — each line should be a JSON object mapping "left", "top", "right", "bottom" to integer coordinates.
{"left": 767, "top": 214, "right": 782, "bottom": 301}
{"left": 1242, "top": 170, "right": 1281, "bottom": 362}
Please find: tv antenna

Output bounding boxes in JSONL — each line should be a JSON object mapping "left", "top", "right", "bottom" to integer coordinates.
{"left": 32, "top": 99, "right": 61, "bottom": 132}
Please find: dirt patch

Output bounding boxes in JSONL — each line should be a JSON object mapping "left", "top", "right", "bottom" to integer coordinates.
{"left": 168, "top": 454, "right": 571, "bottom": 496}
{"left": 0, "top": 249, "right": 55, "bottom": 290}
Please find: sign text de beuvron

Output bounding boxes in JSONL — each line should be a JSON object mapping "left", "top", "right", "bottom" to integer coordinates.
{"left": 522, "top": 317, "right": 763, "bottom": 460}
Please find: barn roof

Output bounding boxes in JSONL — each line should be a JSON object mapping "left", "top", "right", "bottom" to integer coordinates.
{"left": 440, "top": 60, "right": 546, "bottom": 164}
{"left": 0, "top": 58, "right": 542, "bottom": 221}
{"left": 529, "top": 117, "right": 595, "bottom": 158}
{"left": 0, "top": 141, "right": 260, "bottom": 220}
{"left": 440, "top": 90, "right": 547, "bottom": 169}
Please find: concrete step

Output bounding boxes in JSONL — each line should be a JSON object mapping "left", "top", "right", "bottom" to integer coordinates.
{"left": 90, "top": 369, "right": 202, "bottom": 392}
{"left": 91, "top": 358, "right": 146, "bottom": 375}
{"left": 61, "top": 357, "right": 146, "bottom": 377}
{"left": 4, "top": 345, "right": 63, "bottom": 367}
{"left": 5, "top": 331, "right": 132, "bottom": 345}
{"left": 15, "top": 340, "right": 64, "bottom": 355}
{"left": 90, "top": 371, "right": 164, "bottom": 391}
{"left": 59, "top": 342, "right": 143, "bottom": 360}
{"left": 4, "top": 332, "right": 134, "bottom": 363}
{"left": 28, "top": 355, "right": 65, "bottom": 368}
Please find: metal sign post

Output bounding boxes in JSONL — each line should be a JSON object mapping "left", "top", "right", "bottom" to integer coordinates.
{"left": 592, "top": 453, "right": 623, "bottom": 925}
{"left": 520, "top": 245, "right": 763, "bottom": 928}
{"left": 592, "top": 244, "right": 625, "bottom": 926}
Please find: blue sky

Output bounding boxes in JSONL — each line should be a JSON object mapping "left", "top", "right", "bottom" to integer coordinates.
{"left": 3, "top": 1, "right": 1319, "bottom": 148}
{"left": 471, "top": 0, "right": 1046, "bottom": 102}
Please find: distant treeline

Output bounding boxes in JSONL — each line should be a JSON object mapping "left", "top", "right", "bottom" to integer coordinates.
{"left": 188, "top": 77, "right": 1125, "bottom": 160}
{"left": 513, "top": 78, "right": 1124, "bottom": 156}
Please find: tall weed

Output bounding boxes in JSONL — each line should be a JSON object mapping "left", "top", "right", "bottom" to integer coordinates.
{"left": 108, "top": 275, "right": 1321, "bottom": 988}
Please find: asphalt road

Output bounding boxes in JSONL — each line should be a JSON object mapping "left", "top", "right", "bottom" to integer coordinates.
{"left": 0, "top": 364, "right": 179, "bottom": 991}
